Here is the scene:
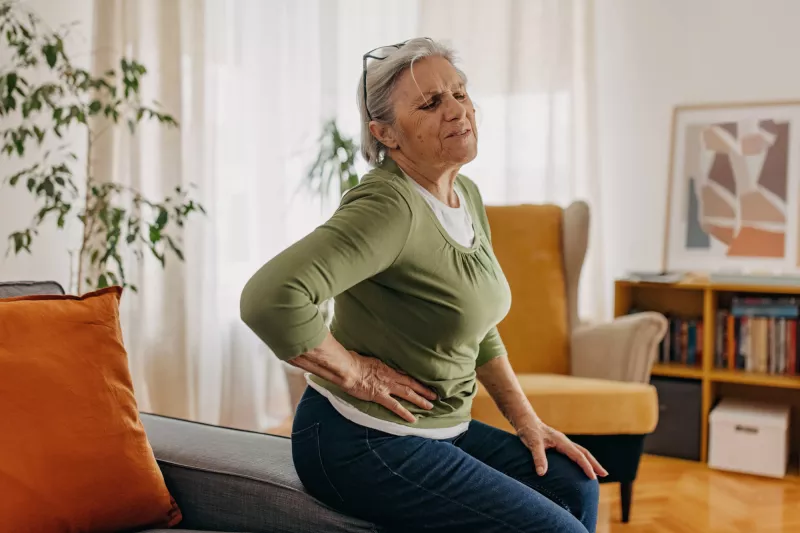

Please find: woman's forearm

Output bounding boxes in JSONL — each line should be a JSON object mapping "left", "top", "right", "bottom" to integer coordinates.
{"left": 288, "top": 332, "right": 359, "bottom": 389}
{"left": 475, "top": 355, "right": 539, "bottom": 430}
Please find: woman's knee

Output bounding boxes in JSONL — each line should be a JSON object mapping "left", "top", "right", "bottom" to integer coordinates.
{"left": 561, "top": 474, "right": 599, "bottom": 530}
{"left": 573, "top": 475, "right": 600, "bottom": 513}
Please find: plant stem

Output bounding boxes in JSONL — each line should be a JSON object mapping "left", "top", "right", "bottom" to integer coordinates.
{"left": 77, "top": 135, "right": 93, "bottom": 294}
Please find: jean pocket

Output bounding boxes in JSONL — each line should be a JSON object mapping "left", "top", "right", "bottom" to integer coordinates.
{"left": 291, "top": 422, "right": 319, "bottom": 444}
{"left": 291, "top": 423, "right": 345, "bottom": 505}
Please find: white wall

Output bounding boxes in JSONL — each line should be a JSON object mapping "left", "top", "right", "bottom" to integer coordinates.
{"left": 0, "top": 0, "right": 94, "bottom": 288}
{"left": 6, "top": 0, "right": 800, "bottom": 293}
{"left": 595, "top": 0, "right": 800, "bottom": 282}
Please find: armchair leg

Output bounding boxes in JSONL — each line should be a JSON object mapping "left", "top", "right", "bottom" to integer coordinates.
{"left": 620, "top": 481, "right": 633, "bottom": 523}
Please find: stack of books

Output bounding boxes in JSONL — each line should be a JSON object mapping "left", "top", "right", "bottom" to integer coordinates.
{"left": 659, "top": 316, "right": 704, "bottom": 367}
{"left": 715, "top": 297, "right": 799, "bottom": 375}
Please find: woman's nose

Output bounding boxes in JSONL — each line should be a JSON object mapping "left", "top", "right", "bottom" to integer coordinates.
{"left": 442, "top": 95, "right": 467, "bottom": 121}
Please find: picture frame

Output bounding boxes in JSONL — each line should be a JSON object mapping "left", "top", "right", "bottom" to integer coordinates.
{"left": 663, "top": 100, "right": 800, "bottom": 275}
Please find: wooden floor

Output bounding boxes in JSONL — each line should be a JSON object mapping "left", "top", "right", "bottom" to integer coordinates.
{"left": 599, "top": 455, "right": 800, "bottom": 533}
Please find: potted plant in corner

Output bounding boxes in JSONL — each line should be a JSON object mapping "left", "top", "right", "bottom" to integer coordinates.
{"left": 0, "top": 0, "right": 204, "bottom": 294}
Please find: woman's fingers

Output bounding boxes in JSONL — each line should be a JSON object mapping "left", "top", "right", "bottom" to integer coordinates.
{"left": 560, "top": 440, "right": 597, "bottom": 480}
{"left": 530, "top": 435, "right": 548, "bottom": 476}
{"left": 395, "top": 372, "right": 438, "bottom": 401}
{"left": 375, "top": 393, "right": 417, "bottom": 423}
{"left": 575, "top": 443, "right": 608, "bottom": 477}
{"left": 390, "top": 383, "right": 434, "bottom": 410}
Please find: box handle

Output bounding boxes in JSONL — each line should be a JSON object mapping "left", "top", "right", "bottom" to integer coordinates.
{"left": 735, "top": 424, "right": 759, "bottom": 435}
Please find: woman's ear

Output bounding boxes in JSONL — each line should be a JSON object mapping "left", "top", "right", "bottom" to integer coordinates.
{"left": 369, "top": 122, "right": 399, "bottom": 149}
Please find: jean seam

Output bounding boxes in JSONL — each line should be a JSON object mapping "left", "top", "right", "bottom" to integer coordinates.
{"left": 295, "top": 393, "right": 326, "bottom": 409}
{"left": 364, "top": 428, "right": 528, "bottom": 533}
{"left": 315, "top": 424, "right": 345, "bottom": 503}
{"left": 524, "top": 478, "right": 570, "bottom": 513}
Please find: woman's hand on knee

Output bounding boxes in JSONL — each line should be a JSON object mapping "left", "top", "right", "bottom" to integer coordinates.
{"left": 516, "top": 417, "right": 608, "bottom": 480}
{"left": 342, "top": 351, "right": 438, "bottom": 423}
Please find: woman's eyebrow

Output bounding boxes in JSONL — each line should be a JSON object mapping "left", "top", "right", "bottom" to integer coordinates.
{"left": 413, "top": 83, "right": 466, "bottom": 105}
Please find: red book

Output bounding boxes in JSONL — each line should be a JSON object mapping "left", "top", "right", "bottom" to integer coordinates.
{"left": 789, "top": 319, "right": 797, "bottom": 376}
{"left": 727, "top": 314, "right": 736, "bottom": 369}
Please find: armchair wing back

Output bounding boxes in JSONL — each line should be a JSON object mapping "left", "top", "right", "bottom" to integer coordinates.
{"left": 484, "top": 203, "right": 572, "bottom": 375}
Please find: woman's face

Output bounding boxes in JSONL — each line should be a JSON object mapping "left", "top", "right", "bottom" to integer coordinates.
{"left": 378, "top": 55, "right": 477, "bottom": 170}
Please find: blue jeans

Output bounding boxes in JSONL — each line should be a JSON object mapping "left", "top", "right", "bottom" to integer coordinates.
{"left": 291, "top": 387, "right": 599, "bottom": 533}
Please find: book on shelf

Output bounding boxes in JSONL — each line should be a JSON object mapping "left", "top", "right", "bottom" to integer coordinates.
{"left": 657, "top": 315, "right": 704, "bottom": 368}
{"left": 715, "top": 296, "right": 799, "bottom": 375}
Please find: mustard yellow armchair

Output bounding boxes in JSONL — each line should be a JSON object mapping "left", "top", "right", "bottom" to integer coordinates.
{"left": 472, "top": 201, "right": 668, "bottom": 523}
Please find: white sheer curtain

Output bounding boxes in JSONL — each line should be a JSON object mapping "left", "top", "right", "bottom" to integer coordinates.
{"left": 91, "top": 0, "right": 604, "bottom": 429}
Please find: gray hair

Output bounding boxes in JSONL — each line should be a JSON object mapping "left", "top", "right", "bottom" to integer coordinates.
{"left": 357, "top": 37, "right": 467, "bottom": 165}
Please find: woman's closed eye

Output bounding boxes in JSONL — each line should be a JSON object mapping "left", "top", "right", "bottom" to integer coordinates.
{"left": 419, "top": 96, "right": 440, "bottom": 111}
{"left": 419, "top": 92, "right": 467, "bottom": 111}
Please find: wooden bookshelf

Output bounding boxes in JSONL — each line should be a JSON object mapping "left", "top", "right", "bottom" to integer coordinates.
{"left": 616, "top": 274, "right": 800, "bottom": 467}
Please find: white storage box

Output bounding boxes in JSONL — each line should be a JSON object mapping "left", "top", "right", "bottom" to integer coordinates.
{"left": 708, "top": 398, "right": 791, "bottom": 478}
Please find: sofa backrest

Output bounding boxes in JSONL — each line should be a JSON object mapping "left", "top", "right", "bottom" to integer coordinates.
{"left": 0, "top": 281, "right": 66, "bottom": 299}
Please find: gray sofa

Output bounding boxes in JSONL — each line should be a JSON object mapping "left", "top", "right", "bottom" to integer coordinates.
{"left": 1, "top": 280, "right": 379, "bottom": 533}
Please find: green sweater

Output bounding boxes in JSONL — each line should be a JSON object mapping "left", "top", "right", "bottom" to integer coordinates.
{"left": 240, "top": 158, "right": 511, "bottom": 430}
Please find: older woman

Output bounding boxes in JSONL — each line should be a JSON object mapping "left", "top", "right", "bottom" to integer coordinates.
{"left": 240, "top": 37, "right": 604, "bottom": 533}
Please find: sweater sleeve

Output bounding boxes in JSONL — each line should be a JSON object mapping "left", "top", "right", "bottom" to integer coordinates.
{"left": 240, "top": 180, "right": 412, "bottom": 360}
{"left": 476, "top": 327, "right": 508, "bottom": 367}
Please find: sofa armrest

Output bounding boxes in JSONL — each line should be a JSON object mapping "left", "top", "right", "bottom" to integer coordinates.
{"left": 140, "top": 413, "right": 378, "bottom": 533}
{"left": 570, "top": 312, "right": 668, "bottom": 383}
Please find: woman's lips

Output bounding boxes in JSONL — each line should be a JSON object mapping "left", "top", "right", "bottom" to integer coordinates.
{"left": 447, "top": 128, "right": 471, "bottom": 138}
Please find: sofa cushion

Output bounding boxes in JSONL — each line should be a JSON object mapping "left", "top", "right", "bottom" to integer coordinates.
{"left": 141, "top": 413, "right": 379, "bottom": 533}
{"left": 0, "top": 286, "right": 182, "bottom": 532}
{"left": 472, "top": 373, "right": 659, "bottom": 435}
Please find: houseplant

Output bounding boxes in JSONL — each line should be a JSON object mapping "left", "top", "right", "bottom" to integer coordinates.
{"left": 300, "top": 118, "right": 361, "bottom": 323}
{"left": 0, "top": 0, "right": 204, "bottom": 294}
{"left": 302, "top": 118, "right": 360, "bottom": 211}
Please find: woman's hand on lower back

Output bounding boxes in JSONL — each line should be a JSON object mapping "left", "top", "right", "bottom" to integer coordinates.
{"left": 342, "top": 351, "right": 438, "bottom": 423}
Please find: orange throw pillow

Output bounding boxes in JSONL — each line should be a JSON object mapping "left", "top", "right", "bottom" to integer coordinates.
{"left": 0, "top": 286, "right": 182, "bottom": 533}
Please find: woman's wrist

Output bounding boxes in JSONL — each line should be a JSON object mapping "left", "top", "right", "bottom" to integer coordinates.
{"left": 505, "top": 401, "right": 541, "bottom": 432}
{"left": 288, "top": 332, "right": 360, "bottom": 388}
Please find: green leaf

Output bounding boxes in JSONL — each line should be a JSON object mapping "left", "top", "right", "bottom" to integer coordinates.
{"left": 155, "top": 207, "right": 168, "bottom": 228}
{"left": 6, "top": 72, "right": 17, "bottom": 92}
{"left": 42, "top": 43, "right": 57, "bottom": 67}
{"left": 12, "top": 233, "right": 23, "bottom": 253}
{"left": 97, "top": 273, "right": 108, "bottom": 288}
{"left": 42, "top": 178, "right": 54, "bottom": 196}
{"left": 149, "top": 224, "right": 161, "bottom": 243}
{"left": 88, "top": 99, "right": 102, "bottom": 113}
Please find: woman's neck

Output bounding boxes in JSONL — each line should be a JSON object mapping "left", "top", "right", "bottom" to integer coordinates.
{"left": 390, "top": 152, "right": 460, "bottom": 207}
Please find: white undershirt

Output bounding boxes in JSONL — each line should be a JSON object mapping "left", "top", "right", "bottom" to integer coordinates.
{"left": 406, "top": 175, "right": 475, "bottom": 247}
{"left": 304, "top": 174, "right": 476, "bottom": 439}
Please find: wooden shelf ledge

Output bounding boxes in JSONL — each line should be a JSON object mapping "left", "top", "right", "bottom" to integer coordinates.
{"left": 651, "top": 363, "right": 704, "bottom": 379}
{"left": 708, "top": 369, "right": 800, "bottom": 389}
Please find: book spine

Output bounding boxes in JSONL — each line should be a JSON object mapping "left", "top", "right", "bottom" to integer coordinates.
{"left": 788, "top": 320, "right": 797, "bottom": 376}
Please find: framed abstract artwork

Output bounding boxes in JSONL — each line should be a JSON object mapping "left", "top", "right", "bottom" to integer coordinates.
{"left": 663, "top": 100, "right": 800, "bottom": 274}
